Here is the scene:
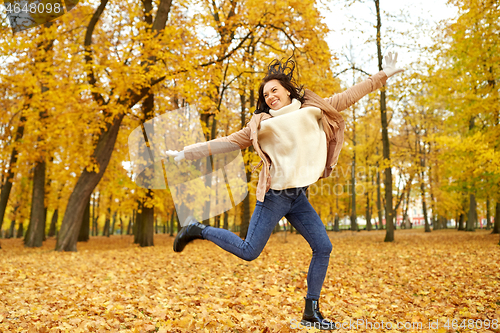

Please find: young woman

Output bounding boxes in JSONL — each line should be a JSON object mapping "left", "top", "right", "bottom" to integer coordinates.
{"left": 166, "top": 53, "right": 403, "bottom": 330}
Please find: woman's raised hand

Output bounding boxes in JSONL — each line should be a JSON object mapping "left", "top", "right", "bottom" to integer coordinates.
{"left": 165, "top": 150, "right": 185, "bottom": 162}
{"left": 382, "top": 52, "right": 404, "bottom": 78}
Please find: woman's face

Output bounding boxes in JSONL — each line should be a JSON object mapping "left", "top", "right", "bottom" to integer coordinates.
{"left": 263, "top": 80, "right": 292, "bottom": 110}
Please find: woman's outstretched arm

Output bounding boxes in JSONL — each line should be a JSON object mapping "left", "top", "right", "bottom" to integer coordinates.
{"left": 325, "top": 52, "right": 404, "bottom": 112}
{"left": 184, "top": 126, "right": 252, "bottom": 160}
{"left": 166, "top": 124, "right": 253, "bottom": 162}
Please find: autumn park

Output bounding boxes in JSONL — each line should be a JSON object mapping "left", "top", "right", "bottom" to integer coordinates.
{"left": 0, "top": 0, "right": 499, "bottom": 331}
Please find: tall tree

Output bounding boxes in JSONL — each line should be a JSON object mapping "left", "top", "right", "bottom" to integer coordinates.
{"left": 23, "top": 21, "right": 56, "bottom": 247}
{"left": 373, "top": 0, "right": 395, "bottom": 241}
{"left": 0, "top": 112, "right": 26, "bottom": 247}
{"left": 55, "top": 0, "right": 173, "bottom": 251}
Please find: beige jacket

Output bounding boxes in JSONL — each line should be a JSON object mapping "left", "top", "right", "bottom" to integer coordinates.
{"left": 184, "top": 70, "right": 388, "bottom": 202}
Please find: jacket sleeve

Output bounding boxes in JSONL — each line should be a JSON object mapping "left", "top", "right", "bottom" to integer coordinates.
{"left": 324, "top": 71, "right": 388, "bottom": 112}
{"left": 183, "top": 126, "right": 253, "bottom": 161}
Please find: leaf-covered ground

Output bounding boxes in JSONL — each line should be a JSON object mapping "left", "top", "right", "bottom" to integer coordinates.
{"left": 0, "top": 229, "right": 499, "bottom": 332}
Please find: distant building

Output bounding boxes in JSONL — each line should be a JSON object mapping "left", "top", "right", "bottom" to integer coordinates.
{"left": 395, "top": 201, "right": 428, "bottom": 227}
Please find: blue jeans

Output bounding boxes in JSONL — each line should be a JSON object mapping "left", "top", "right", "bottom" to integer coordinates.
{"left": 201, "top": 186, "right": 332, "bottom": 299}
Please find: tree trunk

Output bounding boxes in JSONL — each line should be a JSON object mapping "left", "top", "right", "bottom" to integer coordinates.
{"left": 43, "top": 207, "right": 47, "bottom": 242}
{"left": 433, "top": 215, "right": 441, "bottom": 230}
{"left": 8, "top": 220, "right": 15, "bottom": 239}
{"left": 422, "top": 181, "right": 430, "bottom": 233}
{"left": 134, "top": 202, "right": 142, "bottom": 244}
{"left": 458, "top": 213, "right": 465, "bottom": 231}
{"left": 381, "top": 99, "right": 394, "bottom": 241}
{"left": 417, "top": 138, "right": 430, "bottom": 233}
{"left": 0, "top": 114, "right": 26, "bottom": 235}
{"left": 1, "top": 24, "right": 54, "bottom": 247}
{"left": 55, "top": 113, "right": 125, "bottom": 250}
{"left": 16, "top": 222, "right": 24, "bottom": 238}
{"left": 78, "top": 197, "right": 90, "bottom": 242}
{"left": 376, "top": 161, "right": 383, "bottom": 230}
{"left": 48, "top": 208, "right": 58, "bottom": 237}
{"left": 223, "top": 211, "right": 229, "bottom": 230}
{"left": 93, "top": 192, "right": 100, "bottom": 236}
{"left": 465, "top": 114, "right": 476, "bottom": 232}
{"left": 7, "top": 206, "right": 19, "bottom": 239}
{"left": 103, "top": 216, "right": 110, "bottom": 237}
{"left": 137, "top": 86, "right": 156, "bottom": 243}
{"left": 475, "top": 204, "right": 479, "bottom": 229}
{"left": 427, "top": 142, "right": 438, "bottom": 230}
{"left": 491, "top": 202, "right": 499, "bottom": 234}
{"left": 373, "top": 0, "right": 393, "bottom": 241}
{"left": 350, "top": 168, "right": 358, "bottom": 231}
{"left": 119, "top": 217, "right": 124, "bottom": 236}
{"left": 350, "top": 100, "right": 358, "bottom": 232}
{"left": 127, "top": 214, "right": 133, "bottom": 235}
{"left": 366, "top": 188, "right": 372, "bottom": 231}
{"left": 25, "top": 22, "right": 55, "bottom": 247}
{"left": 103, "top": 195, "right": 112, "bottom": 237}
{"left": 403, "top": 184, "right": 411, "bottom": 229}
{"left": 25, "top": 160, "right": 46, "bottom": 247}
{"left": 466, "top": 193, "right": 476, "bottom": 232}
{"left": 56, "top": 106, "right": 124, "bottom": 251}
{"left": 111, "top": 211, "right": 117, "bottom": 235}
{"left": 139, "top": 197, "right": 154, "bottom": 247}
{"left": 91, "top": 193, "right": 95, "bottom": 236}
{"left": 486, "top": 196, "right": 491, "bottom": 230}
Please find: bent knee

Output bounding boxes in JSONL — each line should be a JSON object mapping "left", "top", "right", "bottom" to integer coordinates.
{"left": 241, "top": 250, "right": 260, "bottom": 262}
{"left": 314, "top": 239, "right": 332, "bottom": 255}
{"left": 325, "top": 241, "right": 333, "bottom": 254}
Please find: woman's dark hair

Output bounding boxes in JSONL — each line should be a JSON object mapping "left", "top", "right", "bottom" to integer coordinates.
{"left": 255, "top": 57, "right": 305, "bottom": 114}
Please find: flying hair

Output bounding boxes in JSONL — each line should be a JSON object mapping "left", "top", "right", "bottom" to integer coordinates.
{"left": 254, "top": 56, "right": 305, "bottom": 114}
{"left": 266, "top": 57, "right": 298, "bottom": 82}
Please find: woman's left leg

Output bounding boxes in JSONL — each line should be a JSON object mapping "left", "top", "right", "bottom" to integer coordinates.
{"left": 285, "top": 192, "right": 332, "bottom": 300}
{"left": 285, "top": 191, "right": 335, "bottom": 329}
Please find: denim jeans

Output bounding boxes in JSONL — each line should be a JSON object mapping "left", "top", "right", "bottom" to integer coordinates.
{"left": 201, "top": 186, "right": 332, "bottom": 299}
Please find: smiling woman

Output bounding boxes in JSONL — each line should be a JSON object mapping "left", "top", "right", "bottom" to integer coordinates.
{"left": 166, "top": 54, "right": 403, "bottom": 330}
{"left": 256, "top": 58, "right": 305, "bottom": 113}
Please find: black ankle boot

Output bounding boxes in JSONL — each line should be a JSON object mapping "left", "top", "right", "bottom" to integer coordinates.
{"left": 301, "top": 298, "right": 337, "bottom": 330}
{"left": 173, "top": 218, "right": 206, "bottom": 252}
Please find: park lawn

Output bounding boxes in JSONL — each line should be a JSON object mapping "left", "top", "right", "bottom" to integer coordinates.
{"left": 0, "top": 229, "right": 499, "bottom": 332}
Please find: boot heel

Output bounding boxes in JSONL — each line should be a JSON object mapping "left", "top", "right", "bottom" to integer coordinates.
{"left": 173, "top": 217, "right": 206, "bottom": 252}
{"left": 301, "top": 298, "right": 337, "bottom": 330}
